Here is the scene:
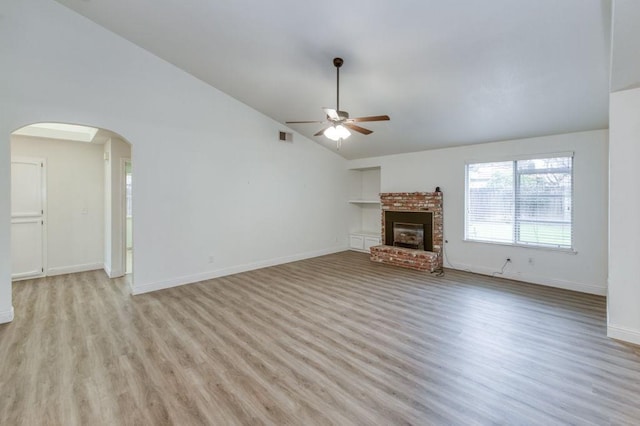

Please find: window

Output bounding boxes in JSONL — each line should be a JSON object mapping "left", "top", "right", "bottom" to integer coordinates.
{"left": 465, "top": 155, "right": 573, "bottom": 249}
{"left": 125, "top": 173, "right": 132, "bottom": 217}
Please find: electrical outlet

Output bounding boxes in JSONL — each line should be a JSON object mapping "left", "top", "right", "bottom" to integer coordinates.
{"left": 528, "top": 257, "right": 534, "bottom": 265}
{"left": 208, "top": 255, "right": 215, "bottom": 263}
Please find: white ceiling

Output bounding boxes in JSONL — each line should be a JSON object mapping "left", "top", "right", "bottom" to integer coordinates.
{"left": 13, "top": 122, "right": 100, "bottom": 143}
{"left": 12, "top": 123, "right": 122, "bottom": 145}
{"left": 55, "top": 0, "right": 612, "bottom": 160}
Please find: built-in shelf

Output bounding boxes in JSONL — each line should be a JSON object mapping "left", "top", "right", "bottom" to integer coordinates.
{"left": 348, "top": 199, "right": 380, "bottom": 204}
{"left": 348, "top": 167, "right": 382, "bottom": 253}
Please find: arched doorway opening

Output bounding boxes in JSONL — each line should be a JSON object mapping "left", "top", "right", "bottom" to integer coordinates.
{"left": 10, "top": 122, "right": 133, "bottom": 287}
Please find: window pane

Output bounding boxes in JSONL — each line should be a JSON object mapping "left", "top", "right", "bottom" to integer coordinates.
{"left": 517, "top": 221, "right": 572, "bottom": 247}
{"left": 466, "top": 161, "right": 513, "bottom": 243}
{"left": 516, "top": 157, "right": 572, "bottom": 248}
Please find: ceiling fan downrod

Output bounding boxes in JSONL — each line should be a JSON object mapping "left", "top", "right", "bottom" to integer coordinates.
{"left": 334, "top": 57, "right": 343, "bottom": 113}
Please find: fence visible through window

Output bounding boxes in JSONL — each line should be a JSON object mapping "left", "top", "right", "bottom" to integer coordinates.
{"left": 466, "top": 156, "right": 573, "bottom": 249}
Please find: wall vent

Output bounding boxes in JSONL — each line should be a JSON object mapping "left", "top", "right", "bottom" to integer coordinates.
{"left": 278, "top": 131, "right": 293, "bottom": 142}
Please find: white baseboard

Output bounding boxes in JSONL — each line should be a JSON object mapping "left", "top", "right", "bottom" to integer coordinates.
{"left": 608, "top": 324, "right": 640, "bottom": 346}
{"left": 110, "top": 269, "right": 125, "bottom": 279}
{"left": 449, "top": 262, "right": 606, "bottom": 296}
{"left": 0, "top": 306, "right": 14, "bottom": 324}
{"left": 132, "top": 245, "right": 348, "bottom": 296}
{"left": 47, "top": 262, "right": 103, "bottom": 276}
{"left": 103, "top": 262, "right": 125, "bottom": 279}
{"left": 12, "top": 273, "right": 45, "bottom": 282}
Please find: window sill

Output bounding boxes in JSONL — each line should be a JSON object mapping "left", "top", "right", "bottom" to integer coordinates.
{"left": 463, "top": 238, "right": 577, "bottom": 254}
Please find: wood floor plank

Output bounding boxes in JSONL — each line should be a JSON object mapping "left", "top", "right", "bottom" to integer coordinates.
{"left": 1, "top": 251, "right": 640, "bottom": 425}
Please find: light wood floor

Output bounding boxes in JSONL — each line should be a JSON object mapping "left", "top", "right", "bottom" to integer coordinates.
{"left": 1, "top": 251, "right": 640, "bottom": 425}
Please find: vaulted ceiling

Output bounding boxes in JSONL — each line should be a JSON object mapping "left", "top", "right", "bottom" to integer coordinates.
{"left": 55, "top": 0, "right": 612, "bottom": 160}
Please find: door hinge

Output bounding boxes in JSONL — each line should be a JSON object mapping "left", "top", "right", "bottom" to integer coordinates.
{"left": 41, "top": 163, "right": 43, "bottom": 168}
{"left": 41, "top": 220, "right": 44, "bottom": 225}
{"left": 41, "top": 268, "right": 44, "bottom": 273}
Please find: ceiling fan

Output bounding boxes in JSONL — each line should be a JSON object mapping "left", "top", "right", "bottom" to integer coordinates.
{"left": 286, "top": 57, "right": 390, "bottom": 149}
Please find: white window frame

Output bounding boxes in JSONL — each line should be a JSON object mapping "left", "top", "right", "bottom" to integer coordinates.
{"left": 464, "top": 152, "right": 575, "bottom": 252}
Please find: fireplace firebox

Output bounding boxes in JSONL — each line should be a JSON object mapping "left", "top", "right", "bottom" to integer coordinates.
{"left": 384, "top": 211, "right": 433, "bottom": 252}
{"left": 393, "top": 223, "right": 424, "bottom": 250}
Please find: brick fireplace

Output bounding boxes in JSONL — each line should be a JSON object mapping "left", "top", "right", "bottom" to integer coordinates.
{"left": 370, "top": 191, "right": 443, "bottom": 272}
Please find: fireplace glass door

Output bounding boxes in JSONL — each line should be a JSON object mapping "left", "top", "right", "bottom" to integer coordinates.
{"left": 393, "top": 222, "right": 424, "bottom": 250}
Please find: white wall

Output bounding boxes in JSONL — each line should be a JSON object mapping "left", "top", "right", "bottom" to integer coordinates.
{"left": 103, "top": 137, "right": 131, "bottom": 278}
{"left": 10, "top": 136, "right": 104, "bottom": 275}
{"left": 608, "top": 87, "right": 640, "bottom": 345}
{"left": 349, "top": 130, "right": 609, "bottom": 295}
{"left": 0, "top": 0, "right": 349, "bottom": 320}
{"left": 610, "top": 0, "right": 640, "bottom": 92}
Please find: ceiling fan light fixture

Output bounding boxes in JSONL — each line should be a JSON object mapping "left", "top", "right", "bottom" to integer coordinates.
{"left": 324, "top": 124, "right": 351, "bottom": 141}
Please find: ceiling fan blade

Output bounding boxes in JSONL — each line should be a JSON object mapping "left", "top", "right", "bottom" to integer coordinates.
{"left": 344, "top": 123, "right": 373, "bottom": 135}
{"left": 323, "top": 108, "right": 340, "bottom": 121}
{"left": 286, "top": 120, "right": 324, "bottom": 124}
{"left": 348, "top": 115, "right": 390, "bottom": 123}
{"left": 314, "top": 126, "right": 332, "bottom": 137}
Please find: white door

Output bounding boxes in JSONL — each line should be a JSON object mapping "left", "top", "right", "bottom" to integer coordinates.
{"left": 11, "top": 157, "right": 45, "bottom": 280}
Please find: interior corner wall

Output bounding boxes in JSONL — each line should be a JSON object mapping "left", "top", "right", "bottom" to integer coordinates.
{"left": 103, "top": 137, "right": 130, "bottom": 278}
{"left": 607, "top": 1, "right": 640, "bottom": 345}
{"left": 11, "top": 136, "right": 105, "bottom": 275}
{"left": 347, "top": 129, "right": 609, "bottom": 296}
{"left": 608, "top": 87, "right": 640, "bottom": 345}
{"left": 0, "top": 121, "right": 12, "bottom": 322}
{"left": 0, "top": 0, "right": 349, "bottom": 320}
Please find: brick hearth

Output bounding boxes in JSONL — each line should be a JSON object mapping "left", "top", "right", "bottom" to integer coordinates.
{"left": 370, "top": 191, "right": 443, "bottom": 272}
